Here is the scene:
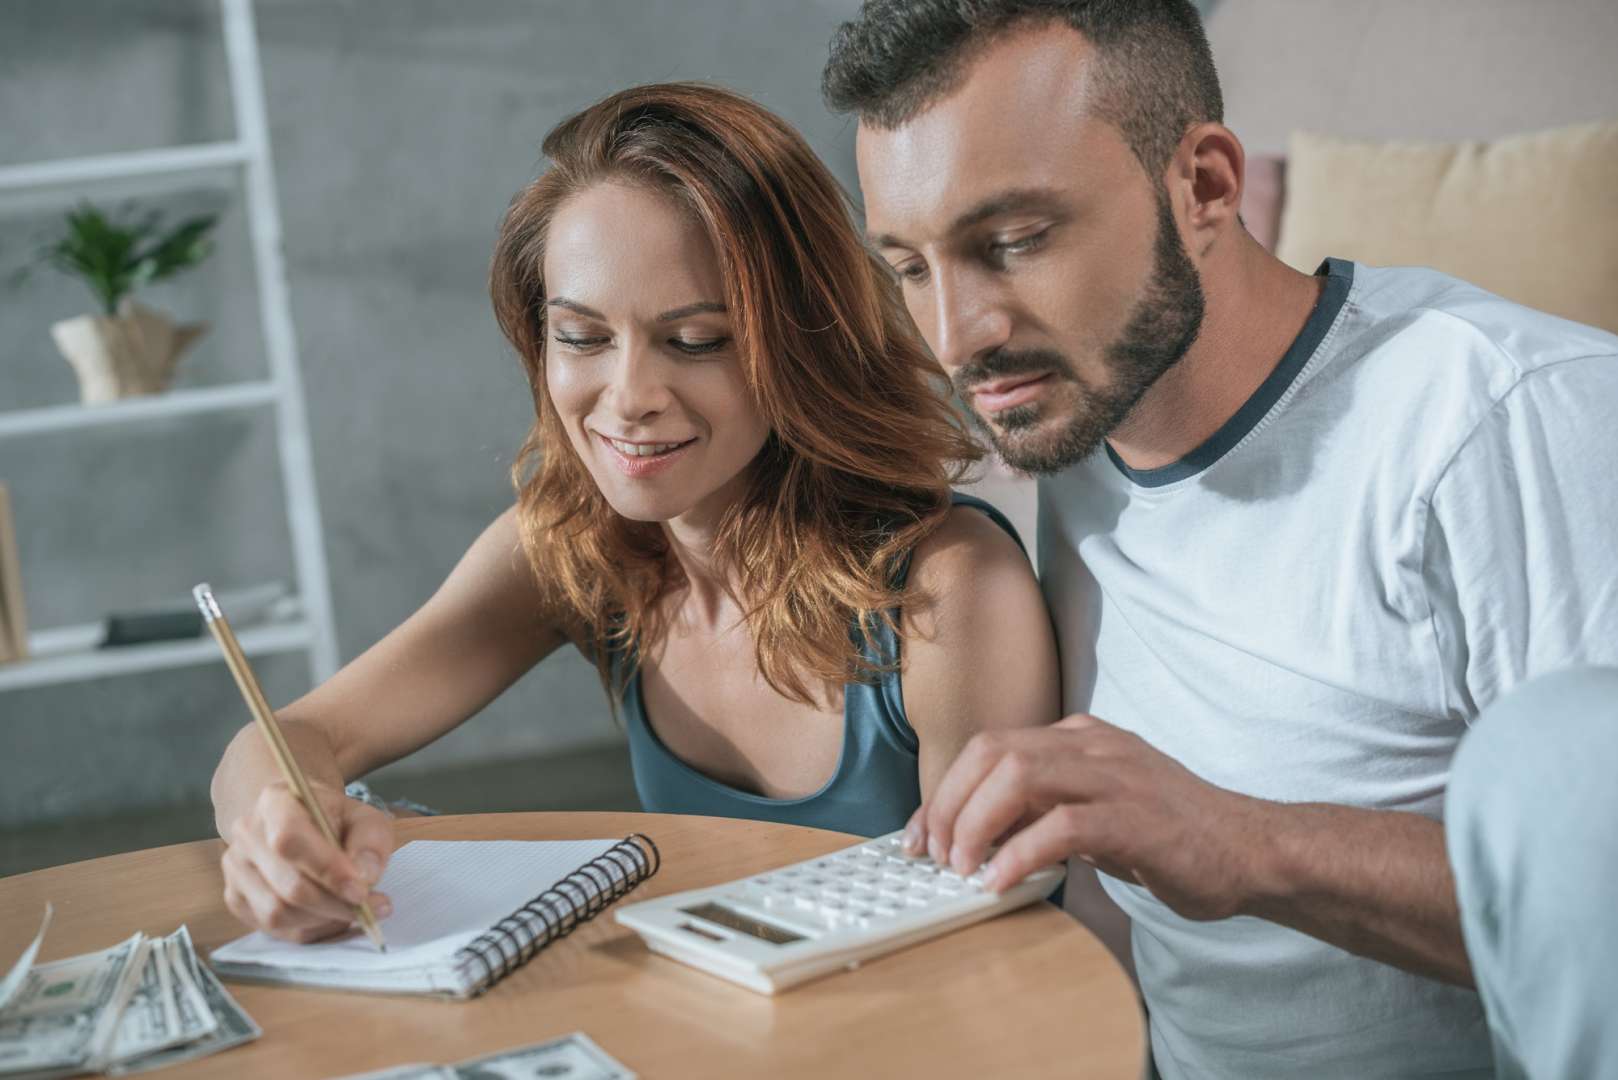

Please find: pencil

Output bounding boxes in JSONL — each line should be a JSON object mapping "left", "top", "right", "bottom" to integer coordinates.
{"left": 193, "top": 583, "right": 387, "bottom": 953}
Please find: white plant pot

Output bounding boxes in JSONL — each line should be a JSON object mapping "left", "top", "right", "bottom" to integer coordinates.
{"left": 49, "top": 299, "right": 208, "bottom": 405}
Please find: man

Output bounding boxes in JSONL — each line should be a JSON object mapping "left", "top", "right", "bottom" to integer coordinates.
{"left": 823, "top": 1, "right": 1618, "bottom": 1077}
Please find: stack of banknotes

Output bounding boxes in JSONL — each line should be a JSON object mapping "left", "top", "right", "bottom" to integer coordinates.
{"left": 0, "top": 909, "right": 259, "bottom": 1079}
{"left": 338, "top": 1032, "right": 636, "bottom": 1080}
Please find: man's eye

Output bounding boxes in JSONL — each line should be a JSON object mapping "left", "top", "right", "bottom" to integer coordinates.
{"left": 989, "top": 230, "right": 1047, "bottom": 261}
{"left": 671, "top": 337, "right": 730, "bottom": 355}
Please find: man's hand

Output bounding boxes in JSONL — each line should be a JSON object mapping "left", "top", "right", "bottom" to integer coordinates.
{"left": 909, "top": 713, "right": 1273, "bottom": 920}
{"left": 909, "top": 712, "right": 1474, "bottom": 985}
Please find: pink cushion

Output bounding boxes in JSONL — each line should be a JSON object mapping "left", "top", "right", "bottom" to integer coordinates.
{"left": 1241, "top": 154, "right": 1286, "bottom": 252}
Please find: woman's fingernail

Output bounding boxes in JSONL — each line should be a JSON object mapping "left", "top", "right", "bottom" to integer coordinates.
{"left": 342, "top": 880, "right": 368, "bottom": 905}
{"left": 928, "top": 837, "right": 946, "bottom": 865}
{"left": 903, "top": 823, "right": 922, "bottom": 853}
{"left": 355, "top": 852, "right": 382, "bottom": 884}
{"left": 373, "top": 896, "right": 393, "bottom": 919}
{"left": 979, "top": 862, "right": 1001, "bottom": 891}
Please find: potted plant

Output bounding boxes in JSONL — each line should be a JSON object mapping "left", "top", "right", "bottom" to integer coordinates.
{"left": 28, "top": 202, "right": 219, "bottom": 404}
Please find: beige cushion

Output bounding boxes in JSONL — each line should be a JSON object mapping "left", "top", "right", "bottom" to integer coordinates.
{"left": 1275, "top": 121, "right": 1618, "bottom": 334}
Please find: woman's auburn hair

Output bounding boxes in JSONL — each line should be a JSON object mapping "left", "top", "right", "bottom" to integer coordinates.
{"left": 489, "top": 82, "right": 981, "bottom": 705}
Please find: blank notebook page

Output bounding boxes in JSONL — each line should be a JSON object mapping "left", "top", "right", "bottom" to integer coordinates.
{"left": 210, "top": 839, "right": 622, "bottom": 973}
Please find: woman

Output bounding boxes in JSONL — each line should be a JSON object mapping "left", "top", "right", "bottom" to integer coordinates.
{"left": 210, "top": 83, "right": 1057, "bottom": 942}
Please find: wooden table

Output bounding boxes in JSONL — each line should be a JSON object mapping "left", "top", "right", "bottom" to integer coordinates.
{"left": 0, "top": 812, "right": 1145, "bottom": 1078}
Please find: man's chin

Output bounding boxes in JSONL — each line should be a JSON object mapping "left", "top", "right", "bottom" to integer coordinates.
{"left": 986, "top": 418, "right": 1107, "bottom": 477}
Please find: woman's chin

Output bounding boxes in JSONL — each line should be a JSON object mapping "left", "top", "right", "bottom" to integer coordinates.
{"left": 597, "top": 489, "right": 689, "bottom": 524}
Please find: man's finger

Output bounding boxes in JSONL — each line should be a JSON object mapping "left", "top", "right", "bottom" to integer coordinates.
{"left": 1054, "top": 712, "right": 1107, "bottom": 733}
{"left": 948, "top": 732, "right": 1113, "bottom": 874}
{"left": 901, "top": 804, "right": 927, "bottom": 855}
{"left": 946, "top": 750, "right": 1049, "bottom": 875}
{"left": 983, "top": 802, "right": 1111, "bottom": 893}
{"left": 923, "top": 730, "right": 1028, "bottom": 865}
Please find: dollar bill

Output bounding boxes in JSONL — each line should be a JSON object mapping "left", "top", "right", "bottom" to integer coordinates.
{"left": 452, "top": 1033, "right": 635, "bottom": 1080}
{"left": 330, "top": 1033, "right": 635, "bottom": 1080}
{"left": 155, "top": 935, "right": 216, "bottom": 1047}
{"left": 0, "top": 932, "right": 144, "bottom": 1078}
{"left": 0, "top": 908, "right": 52, "bottom": 1015}
{"left": 108, "top": 927, "right": 259, "bottom": 1076}
{"left": 101, "top": 940, "right": 185, "bottom": 1067}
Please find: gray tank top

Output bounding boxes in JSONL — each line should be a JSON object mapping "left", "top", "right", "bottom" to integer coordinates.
{"left": 616, "top": 493, "right": 1025, "bottom": 838}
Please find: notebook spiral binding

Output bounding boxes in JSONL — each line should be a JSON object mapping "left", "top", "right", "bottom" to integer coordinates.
{"left": 453, "top": 834, "right": 661, "bottom": 996}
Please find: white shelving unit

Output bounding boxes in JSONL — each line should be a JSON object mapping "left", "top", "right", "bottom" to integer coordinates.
{"left": 0, "top": 0, "right": 338, "bottom": 694}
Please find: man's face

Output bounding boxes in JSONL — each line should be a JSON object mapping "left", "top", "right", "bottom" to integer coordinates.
{"left": 856, "top": 24, "right": 1204, "bottom": 474}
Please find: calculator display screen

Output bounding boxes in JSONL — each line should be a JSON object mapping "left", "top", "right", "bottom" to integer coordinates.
{"left": 680, "top": 903, "right": 805, "bottom": 945}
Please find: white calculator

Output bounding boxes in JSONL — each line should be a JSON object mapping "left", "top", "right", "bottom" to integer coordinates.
{"left": 613, "top": 830, "right": 1065, "bottom": 994}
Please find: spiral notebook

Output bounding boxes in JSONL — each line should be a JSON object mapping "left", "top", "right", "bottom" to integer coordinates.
{"left": 209, "top": 837, "right": 659, "bottom": 999}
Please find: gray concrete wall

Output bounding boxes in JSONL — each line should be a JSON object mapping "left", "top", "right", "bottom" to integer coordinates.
{"left": 0, "top": 0, "right": 864, "bottom": 827}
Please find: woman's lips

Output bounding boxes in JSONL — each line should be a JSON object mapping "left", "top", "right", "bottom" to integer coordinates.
{"left": 972, "top": 372, "right": 1053, "bottom": 413}
{"left": 597, "top": 433, "right": 697, "bottom": 478}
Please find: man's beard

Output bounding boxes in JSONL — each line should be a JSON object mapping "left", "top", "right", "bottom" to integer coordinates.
{"left": 952, "top": 195, "right": 1206, "bottom": 475}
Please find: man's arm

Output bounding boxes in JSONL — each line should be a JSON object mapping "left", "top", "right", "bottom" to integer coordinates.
{"left": 1238, "top": 800, "right": 1469, "bottom": 985}
{"left": 909, "top": 715, "right": 1474, "bottom": 986}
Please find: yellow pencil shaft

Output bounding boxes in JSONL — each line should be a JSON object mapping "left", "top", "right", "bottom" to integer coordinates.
{"left": 203, "top": 615, "right": 387, "bottom": 951}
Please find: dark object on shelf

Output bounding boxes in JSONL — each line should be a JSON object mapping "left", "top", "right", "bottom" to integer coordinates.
{"left": 101, "top": 610, "right": 204, "bottom": 648}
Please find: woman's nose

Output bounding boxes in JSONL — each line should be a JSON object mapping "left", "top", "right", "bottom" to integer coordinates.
{"left": 605, "top": 341, "right": 673, "bottom": 422}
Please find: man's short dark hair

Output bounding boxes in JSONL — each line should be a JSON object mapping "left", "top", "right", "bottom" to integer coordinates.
{"left": 823, "top": 0, "right": 1223, "bottom": 181}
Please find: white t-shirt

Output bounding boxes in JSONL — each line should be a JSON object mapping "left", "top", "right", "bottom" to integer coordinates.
{"left": 1038, "top": 259, "right": 1618, "bottom": 1079}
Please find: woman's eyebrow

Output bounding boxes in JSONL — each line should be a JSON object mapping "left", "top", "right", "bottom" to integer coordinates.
{"left": 546, "top": 298, "right": 725, "bottom": 322}
{"left": 656, "top": 301, "right": 727, "bottom": 323}
{"left": 547, "top": 297, "right": 606, "bottom": 319}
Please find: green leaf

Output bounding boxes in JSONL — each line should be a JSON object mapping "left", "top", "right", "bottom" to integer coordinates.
{"left": 12, "top": 200, "right": 219, "bottom": 313}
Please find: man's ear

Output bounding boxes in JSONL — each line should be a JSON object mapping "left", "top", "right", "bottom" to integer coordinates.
{"left": 1168, "top": 122, "right": 1245, "bottom": 258}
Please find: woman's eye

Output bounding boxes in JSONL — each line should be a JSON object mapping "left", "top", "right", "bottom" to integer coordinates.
{"left": 670, "top": 337, "right": 730, "bottom": 355}
{"left": 552, "top": 335, "right": 608, "bottom": 351}
{"left": 891, "top": 260, "right": 929, "bottom": 285}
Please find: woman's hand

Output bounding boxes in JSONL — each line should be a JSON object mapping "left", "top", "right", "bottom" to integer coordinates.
{"left": 220, "top": 780, "right": 396, "bottom": 943}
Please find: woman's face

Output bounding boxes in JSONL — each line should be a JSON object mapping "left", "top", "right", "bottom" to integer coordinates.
{"left": 543, "top": 181, "right": 770, "bottom": 527}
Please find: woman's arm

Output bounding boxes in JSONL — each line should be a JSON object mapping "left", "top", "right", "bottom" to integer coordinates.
{"left": 210, "top": 505, "right": 568, "bottom": 940}
{"left": 902, "top": 504, "right": 1136, "bottom": 973}
{"left": 900, "top": 504, "right": 1060, "bottom": 798}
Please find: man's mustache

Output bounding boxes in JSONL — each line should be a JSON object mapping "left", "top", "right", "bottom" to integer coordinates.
{"left": 951, "top": 348, "right": 1073, "bottom": 400}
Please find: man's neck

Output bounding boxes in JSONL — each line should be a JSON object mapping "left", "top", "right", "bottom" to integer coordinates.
{"left": 1107, "top": 237, "right": 1325, "bottom": 472}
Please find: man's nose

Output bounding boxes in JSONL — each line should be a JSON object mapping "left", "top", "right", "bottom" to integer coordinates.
{"left": 927, "top": 267, "right": 1013, "bottom": 377}
{"left": 606, "top": 340, "right": 673, "bottom": 422}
